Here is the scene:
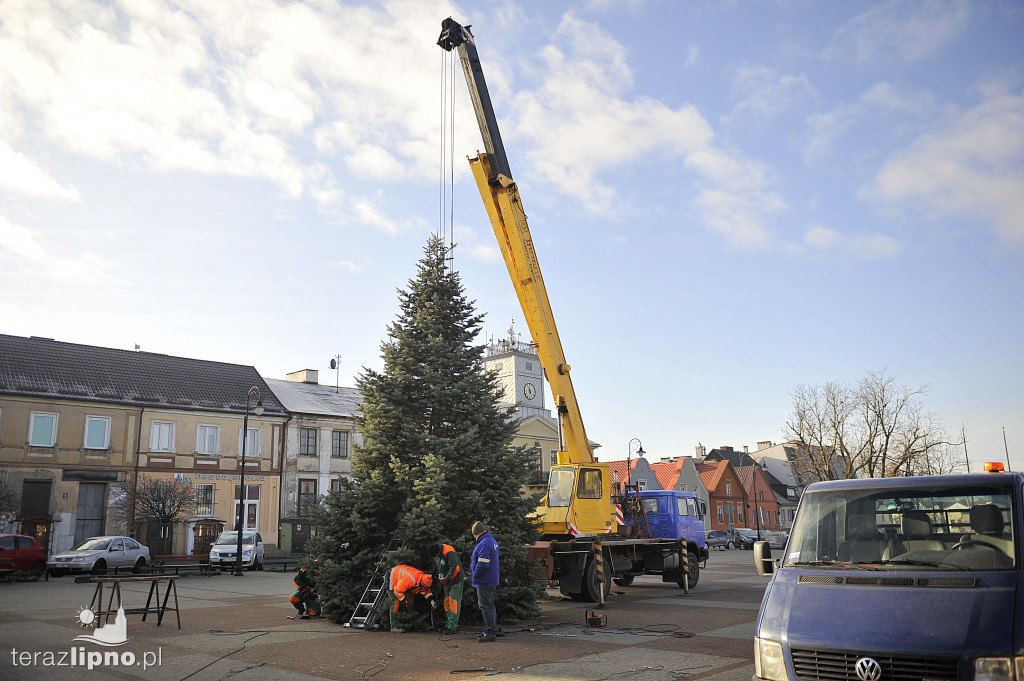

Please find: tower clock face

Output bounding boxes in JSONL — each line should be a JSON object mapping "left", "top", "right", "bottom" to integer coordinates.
{"left": 523, "top": 382, "right": 537, "bottom": 400}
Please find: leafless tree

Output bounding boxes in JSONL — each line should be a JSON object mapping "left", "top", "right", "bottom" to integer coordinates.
{"left": 111, "top": 474, "right": 195, "bottom": 536}
{"left": 784, "top": 368, "right": 965, "bottom": 479}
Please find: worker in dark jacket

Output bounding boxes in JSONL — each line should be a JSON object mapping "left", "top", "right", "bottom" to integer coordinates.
{"left": 427, "top": 542, "right": 464, "bottom": 635}
{"left": 387, "top": 563, "right": 436, "bottom": 632}
{"left": 289, "top": 561, "right": 320, "bottom": 619}
{"left": 469, "top": 521, "right": 500, "bottom": 642}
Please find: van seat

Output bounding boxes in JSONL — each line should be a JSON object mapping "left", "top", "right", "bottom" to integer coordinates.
{"left": 882, "top": 510, "right": 944, "bottom": 559}
{"left": 967, "top": 504, "right": 1014, "bottom": 556}
{"left": 838, "top": 514, "right": 882, "bottom": 562}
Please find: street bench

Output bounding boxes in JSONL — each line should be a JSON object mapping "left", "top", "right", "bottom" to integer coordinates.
{"left": 152, "top": 555, "right": 215, "bottom": 575}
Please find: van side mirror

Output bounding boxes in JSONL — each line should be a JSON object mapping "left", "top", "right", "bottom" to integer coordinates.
{"left": 754, "top": 541, "right": 775, "bottom": 577}
{"left": 700, "top": 501, "right": 707, "bottom": 516}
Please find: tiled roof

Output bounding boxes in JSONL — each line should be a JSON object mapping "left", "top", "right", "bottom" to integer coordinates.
{"left": 264, "top": 378, "right": 361, "bottom": 417}
{"left": 649, "top": 460, "right": 682, "bottom": 489}
{"left": 697, "top": 460, "right": 729, "bottom": 492}
{"left": 0, "top": 334, "right": 286, "bottom": 415}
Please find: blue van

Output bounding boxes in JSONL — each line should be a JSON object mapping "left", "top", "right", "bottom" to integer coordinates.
{"left": 753, "top": 467, "right": 1021, "bottom": 681}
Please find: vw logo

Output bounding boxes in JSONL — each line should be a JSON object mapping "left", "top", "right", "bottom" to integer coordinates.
{"left": 855, "top": 657, "right": 882, "bottom": 681}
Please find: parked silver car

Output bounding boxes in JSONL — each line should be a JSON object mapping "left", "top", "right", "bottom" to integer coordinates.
{"left": 209, "top": 531, "right": 265, "bottom": 571}
{"left": 47, "top": 536, "right": 150, "bottom": 576}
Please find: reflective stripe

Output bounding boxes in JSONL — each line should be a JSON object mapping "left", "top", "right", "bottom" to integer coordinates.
{"left": 477, "top": 557, "right": 490, "bottom": 563}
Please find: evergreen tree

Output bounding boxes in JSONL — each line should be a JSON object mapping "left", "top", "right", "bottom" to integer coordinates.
{"left": 310, "top": 235, "right": 542, "bottom": 628}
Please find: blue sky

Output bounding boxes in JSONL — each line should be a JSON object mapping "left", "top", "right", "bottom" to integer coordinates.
{"left": 1, "top": 0, "right": 1021, "bottom": 468}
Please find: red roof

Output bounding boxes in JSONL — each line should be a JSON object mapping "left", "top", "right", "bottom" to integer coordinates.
{"left": 649, "top": 459, "right": 683, "bottom": 489}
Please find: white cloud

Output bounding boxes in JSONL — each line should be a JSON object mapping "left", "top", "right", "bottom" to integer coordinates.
{"left": 0, "top": 140, "right": 80, "bottom": 200}
{"left": 803, "top": 225, "right": 901, "bottom": 259}
{"left": 351, "top": 195, "right": 399, "bottom": 235}
{"left": 803, "top": 82, "right": 935, "bottom": 163}
{"left": 729, "top": 63, "right": 815, "bottom": 121}
{"left": 0, "top": 0, "right": 458, "bottom": 210}
{"left": 332, "top": 260, "right": 364, "bottom": 274}
{"left": 512, "top": 12, "right": 784, "bottom": 249}
{"left": 0, "top": 214, "right": 127, "bottom": 288}
{"left": 827, "top": 0, "right": 971, "bottom": 64}
{"left": 862, "top": 87, "right": 1024, "bottom": 244}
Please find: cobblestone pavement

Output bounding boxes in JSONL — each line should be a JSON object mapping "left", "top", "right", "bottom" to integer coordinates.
{"left": 0, "top": 549, "right": 768, "bottom": 681}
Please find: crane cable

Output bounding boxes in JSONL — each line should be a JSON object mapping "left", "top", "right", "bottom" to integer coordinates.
{"left": 438, "top": 46, "right": 457, "bottom": 271}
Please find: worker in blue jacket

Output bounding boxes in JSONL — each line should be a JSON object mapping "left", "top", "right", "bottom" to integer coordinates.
{"left": 469, "top": 521, "right": 500, "bottom": 642}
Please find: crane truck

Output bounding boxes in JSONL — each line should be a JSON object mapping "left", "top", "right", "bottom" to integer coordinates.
{"left": 438, "top": 18, "right": 708, "bottom": 601}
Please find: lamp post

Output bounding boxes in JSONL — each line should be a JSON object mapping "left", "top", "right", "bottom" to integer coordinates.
{"left": 234, "top": 386, "right": 264, "bottom": 576}
{"left": 625, "top": 438, "right": 644, "bottom": 494}
{"left": 749, "top": 456, "right": 768, "bottom": 540}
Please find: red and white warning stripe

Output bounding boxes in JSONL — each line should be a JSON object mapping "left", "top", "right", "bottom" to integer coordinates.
{"left": 568, "top": 522, "right": 581, "bottom": 536}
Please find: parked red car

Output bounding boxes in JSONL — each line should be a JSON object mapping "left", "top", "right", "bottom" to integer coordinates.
{"left": 0, "top": 534, "right": 47, "bottom": 574}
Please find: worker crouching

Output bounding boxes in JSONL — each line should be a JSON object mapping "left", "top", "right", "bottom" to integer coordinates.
{"left": 289, "top": 561, "right": 321, "bottom": 619}
{"left": 387, "top": 563, "right": 436, "bottom": 633}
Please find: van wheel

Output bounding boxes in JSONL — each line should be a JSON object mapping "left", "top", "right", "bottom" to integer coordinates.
{"left": 613, "top": 574, "right": 634, "bottom": 586}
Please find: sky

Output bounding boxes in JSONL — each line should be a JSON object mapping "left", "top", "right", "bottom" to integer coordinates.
{"left": 1, "top": 0, "right": 1022, "bottom": 470}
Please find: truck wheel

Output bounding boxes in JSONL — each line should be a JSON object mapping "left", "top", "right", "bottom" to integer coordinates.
{"left": 613, "top": 575, "right": 634, "bottom": 586}
{"left": 583, "top": 558, "right": 612, "bottom": 602}
{"left": 679, "top": 551, "right": 699, "bottom": 589}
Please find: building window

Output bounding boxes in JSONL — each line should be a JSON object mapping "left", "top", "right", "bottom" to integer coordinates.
{"left": 29, "top": 412, "right": 58, "bottom": 447}
{"left": 83, "top": 416, "right": 111, "bottom": 449}
{"left": 636, "top": 478, "right": 648, "bottom": 492}
{"left": 725, "top": 502, "right": 735, "bottom": 525}
{"left": 330, "top": 478, "right": 343, "bottom": 493}
{"left": 239, "top": 427, "right": 260, "bottom": 458}
{"left": 331, "top": 430, "right": 348, "bottom": 458}
{"left": 550, "top": 449, "right": 558, "bottom": 465}
{"left": 300, "top": 428, "right": 317, "bottom": 456}
{"left": 725, "top": 482, "right": 732, "bottom": 496}
{"left": 195, "top": 484, "right": 214, "bottom": 515}
{"left": 197, "top": 424, "right": 219, "bottom": 455}
{"left": 716, "top": 504, "right": 724, "bottom": 524}
{"left": 150, "top": 421, "right": 175, "bottom": 452}
{"left": 298, "top": 479, "right": 317, "bottom": 516}
{"left": 234, "top": 484, "right": 260, "bottom": 501}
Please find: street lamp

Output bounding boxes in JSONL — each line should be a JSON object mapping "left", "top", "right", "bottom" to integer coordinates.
{"left": 234, "top": 386, "right": 264, "bottom": 576}
{"left": 748, "top": 456, "right": 768, "bottom": 540}
{"left": 625, "top": 438, "right": 645, "bottom": 494}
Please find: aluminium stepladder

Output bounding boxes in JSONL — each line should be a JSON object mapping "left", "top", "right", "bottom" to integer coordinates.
{"left": 347, "top": 537, "right": 404, "bottom": 629}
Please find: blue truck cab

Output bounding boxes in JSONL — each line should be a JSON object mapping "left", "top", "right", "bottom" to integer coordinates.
{"left": 752, "top": 466, "right": 1021, "bottom": 681}
{"left": 623, "top": 489, "right": 709, "bottom": 551}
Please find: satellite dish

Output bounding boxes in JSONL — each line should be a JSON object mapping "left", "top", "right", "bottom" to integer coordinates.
{"left": 330, "top": 359, "right": 337, "bottom": 369}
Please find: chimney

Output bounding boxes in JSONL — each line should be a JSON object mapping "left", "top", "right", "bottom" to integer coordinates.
{"left": 695, "top": 445, "right": 706, "bottom": 457}
{"left": 743, "top": 445, "right": 749, "bottom": 453}
{"left": 721, "top": 445, "right": 733, "bottom": 452}
{"left": 757, "top": 440, "right": 772, "bottom": 451}
{"left": 286, "top": 369, "right": 319, "bottom": 384}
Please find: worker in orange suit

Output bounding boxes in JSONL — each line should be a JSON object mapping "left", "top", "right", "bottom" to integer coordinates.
{"left": 288, "top": 560, "right": 320, "bottom": 619}
{"left": 386, "top": 563, "right": 436, "bottom": 632}
{"left": 427, "top": 543, "right": 464, "bottom": 635}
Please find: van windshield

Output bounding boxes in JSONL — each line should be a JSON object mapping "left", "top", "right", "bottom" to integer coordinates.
{"left": 785, "top": 484, "right": 1016, "bottom": 571}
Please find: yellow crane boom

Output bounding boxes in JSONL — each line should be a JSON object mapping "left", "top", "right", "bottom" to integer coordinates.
{"left": 438, "top": 18, "right": 613, "bottom": 536}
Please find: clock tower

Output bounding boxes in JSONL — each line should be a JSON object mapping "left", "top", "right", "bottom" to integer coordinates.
{"left": 483, "top": 321, "right": 548, "bottom": 417}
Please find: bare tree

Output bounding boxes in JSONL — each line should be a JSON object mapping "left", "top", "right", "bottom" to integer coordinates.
{"left": 111, "top": 474, "right": 195, "bottom": 547}
{"left": 784, "top": 368, "right": 965, "bottom": 479}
